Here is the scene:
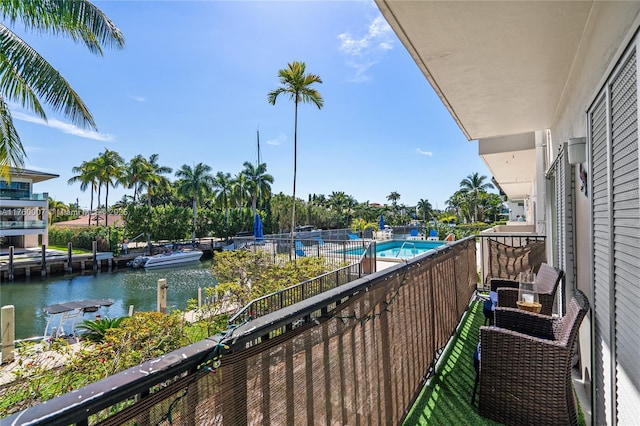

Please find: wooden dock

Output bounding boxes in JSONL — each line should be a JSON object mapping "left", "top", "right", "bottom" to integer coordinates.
{"left": 1, "top": 244, "right": 219, "bottom": 281}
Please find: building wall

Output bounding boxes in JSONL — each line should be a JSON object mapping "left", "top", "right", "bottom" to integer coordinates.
{"left": 547, "top": 4, "right": 640, "bottom": 423}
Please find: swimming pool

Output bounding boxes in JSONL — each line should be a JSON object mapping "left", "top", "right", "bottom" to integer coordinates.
{"left": 346, "top": 240, "right": 446, "bottom": 260}
{"left": 376, "top": 240, "right": 444, "bottom": 259}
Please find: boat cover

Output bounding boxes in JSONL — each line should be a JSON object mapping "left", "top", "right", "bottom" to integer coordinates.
{"left": 43, "top": 299, "right": 114, "bottom": 314}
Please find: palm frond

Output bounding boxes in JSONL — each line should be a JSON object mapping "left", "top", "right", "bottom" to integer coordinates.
{"left": 0, "top": 24, "right": 97, "bottom": 130}
{"left": 0, "top": 94, "right": 25, "bottom": 176}
{"left": 0, "top": 0, "right": 125, "bottom": 55}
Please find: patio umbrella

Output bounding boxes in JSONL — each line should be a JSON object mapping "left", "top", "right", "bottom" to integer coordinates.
{"left": 254, "top": 213, "right": 264, "bottom": 242}
{"left": 379, "top": 215, "right": 385, "bottom": 230}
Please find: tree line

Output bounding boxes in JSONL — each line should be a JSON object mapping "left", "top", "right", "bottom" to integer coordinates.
{"left": 59, "top": 149, "right": 503, "bottom": 242}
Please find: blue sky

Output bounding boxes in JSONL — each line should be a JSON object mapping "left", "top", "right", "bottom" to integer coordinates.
{"left": 12, "top": 0, "right": 491, "bottom": 211}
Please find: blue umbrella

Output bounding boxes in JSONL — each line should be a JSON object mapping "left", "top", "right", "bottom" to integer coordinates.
{"left": 254, "top": 213, "right": 264, "bottom": 242}
{"left": 379, "top": 215, "right": 385, "bottom": 231}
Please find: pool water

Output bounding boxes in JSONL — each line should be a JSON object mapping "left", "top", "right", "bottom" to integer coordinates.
{"left": 376, "top": 240, "right": 444, "bottom": 259}
{"left": 345, "top": 240, "right": 445, "bottom": 260}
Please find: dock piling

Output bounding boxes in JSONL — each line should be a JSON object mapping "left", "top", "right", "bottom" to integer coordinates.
{"left": 8, "top": 246, "right": 14, "bottom": 281}
{"left": 1, "top": 305, "right": 15, "bottom": 364}
{"left": 157, "top": 279, "right": 168, "bottom": 313}
{"left": 92, "top": 241, "right": 97, "bottom": 271}
{"left": 41, "top": 245, "right": 47, "bottom": 277}
{"left": 67, "top": 242, "right": 73, "bottom": 273}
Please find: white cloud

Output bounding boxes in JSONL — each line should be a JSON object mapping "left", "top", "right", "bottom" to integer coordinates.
{"left": 416, "top": 148, "right": 433, "bottom": 157}
{"left": 13, "top": 111, "right": 115, "bottom": 141}
{"left": 338, "top": 15, "right": 395, "bottom": 82}
{"left": 266, "top": 134, "right": 287, "bottom": 146}
{"left": 129, "top": 95, "right": 146, "bottom": 102}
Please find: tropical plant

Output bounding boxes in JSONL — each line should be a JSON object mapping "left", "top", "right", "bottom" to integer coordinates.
{"left": 459, "top": 172, "right": 494, "bottom": 222}
{"left": 124, "top": 155, "right": 150, "bottom": 203}
{"left": 48, "top": 198, "right": 68, "bottom": 224}
{"left": 0, "top": 1, "right": 124, "bottom": 178}
{"left": 350, "top": 218, "right": 378, "bottom": 238}
{"left": 416, "top": 198, "right": 433, "bottom": 222}
{"left": 68, "top": 160, "right": 99, "bottom": 225}
{"left": 213, "top": 171, "right": 233, "bottom": 230}
{"left": 386, "top": 191, "right": 401, "bottom": 208}
{"left": 144, "top": 153, "right": 173, "bottom": 207}
{"left": 94, "top": 148, "right": 125, "bottom": 227}
{"left": 231, "top": 172, "right": 249, "bottom": 210}
{"left": 268, "top": 60, "right": 323, "bottom": 256}
{"left": 77, "top": 316, "right": 126, "bottom": 343}
{"left": 175, "top": 163, "right": 215, "bottom": 241}
{"left": 242, "top": 161, "right": 274, "bottom": 216}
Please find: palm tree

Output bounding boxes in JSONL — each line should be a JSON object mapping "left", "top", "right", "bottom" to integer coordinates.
{"left": 94, "top": 148, "right": 124, "bottom": 227}
{"left": 387, "top": 191, "right": 401, "bottom": 208}
{"left": 175, "top": 163, "right": 215, "bottom": 241}
{"left": 0, "top": 1, "right": 124, "bottom": 177}
{"left": 416, "top": 198, "right": 433, "bottom": 222}
{"left": 213, "top": 171, "right": 233, "bottom": 229}
{"left": 459, "top": 172, "right": 494, "bottom": 222}
{"left": 232, "top": 172, "right": 249, "bottom": 210}
{"left": 242, "top": 161, "right": 274, "bottom": 216}
{"left": 124, "top": 155, "right": 150, "bottom": 203}
{"left": 48, "top": 198, "right": 68, "bottom": 224}
{"left": 144, "top": 154, "right": 173, "bottom": 207}
{"left": 68, "top": 160, "right": 99, "bottom": 225}
{"left": 268, "top": 61, "right": 323, "bottom": 255}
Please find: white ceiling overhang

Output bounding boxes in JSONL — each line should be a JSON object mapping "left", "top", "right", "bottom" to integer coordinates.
{"left": 479, "top": 133, "right": 536, "bottom": 200}
{"left": 375, "top": 0, "right": 593, "bottom": 140}
{"left": 376, "top": 1, "right": 595, "bottom": 199}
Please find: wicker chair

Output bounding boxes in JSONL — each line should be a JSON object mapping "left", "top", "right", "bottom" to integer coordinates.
{"left": 478, "top": 289, "right": 589, "bottom": 426}
{"left": 494, "top": 263, "right": 564, "bottom": 316}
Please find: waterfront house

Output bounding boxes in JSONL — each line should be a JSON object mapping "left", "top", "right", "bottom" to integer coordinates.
{"left": 0, "top": 168, "right": 58, "bottom": 250}
{"left": 376, "top": 1, "right": 640, "bottom": 422}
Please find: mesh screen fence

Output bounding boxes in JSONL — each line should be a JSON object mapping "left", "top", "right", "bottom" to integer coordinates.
{"left": 11, "top": 240, "right": 477, "bottom": 426}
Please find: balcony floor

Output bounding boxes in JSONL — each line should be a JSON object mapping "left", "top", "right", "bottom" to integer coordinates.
{"left": 404, "top": 299, "right": 587, "bottom": 425}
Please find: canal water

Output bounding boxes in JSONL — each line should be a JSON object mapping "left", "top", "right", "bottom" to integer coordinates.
{"left": 0, "top": 260, "right": 215, "bottom": 340}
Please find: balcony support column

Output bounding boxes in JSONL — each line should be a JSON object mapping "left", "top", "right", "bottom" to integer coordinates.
{"left": 534, "top": 130, "right": 548, "bottom": 235}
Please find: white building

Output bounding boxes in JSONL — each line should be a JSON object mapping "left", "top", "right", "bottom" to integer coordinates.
{"left": 377, "top": 1, "right": 640, "bottom": 423}
{"left": 0, "top": 168, "right": 58, "bottom": 249}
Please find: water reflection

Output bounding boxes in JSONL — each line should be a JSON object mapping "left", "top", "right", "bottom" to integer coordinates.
{"left": 0, "top": 260, "right": 215, "bottom": 340}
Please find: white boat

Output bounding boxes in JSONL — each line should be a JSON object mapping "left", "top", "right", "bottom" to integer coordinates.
{"left": 129, "top": 249, "right": 203, "bottom": 269}
{"left": 42, "top": 298, "right": 114, "bottom": 341}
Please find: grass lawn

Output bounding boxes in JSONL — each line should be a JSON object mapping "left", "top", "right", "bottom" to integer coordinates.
{"left": 46, "top": 244, "right": 92, "bottom": 254}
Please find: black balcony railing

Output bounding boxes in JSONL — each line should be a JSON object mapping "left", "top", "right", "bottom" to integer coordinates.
{"left": 2, "top": 237, "right": 482, "bottom": 425}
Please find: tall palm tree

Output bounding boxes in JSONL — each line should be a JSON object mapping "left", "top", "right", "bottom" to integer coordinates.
{"left": 268, "top": 60, "right": 323, "bottom": 255}
{"left": 175, "top": 163, "right": 214, "bottom": 241}
{"left": 94, "top": 148, "right": 124, "bottom": 226}
{"left": 213, "top": 171, "right": 233, "bottom": 229}
{"left": 459, "top": 172, "right": 494, "bottom": 222}
{"left": 416, "top": 198, "right": 433, "bottom": 222}
{"left": 0, "top": 1, "right": 124, "bottom": 178}
{"left": 387, "top": 191, "right": 401, "bottom": 208}
{"left": 68, "top": 160, "right": 99, "bottom": 225}
{"left": 124, "top": 155, "right": 150, "bottom": 203}
{"left": 231, "top": 172, "right": 249, "bottom": 210}
{"left": 144, "top": 154, "right": 173, "bottom": 208}
{"left": 242, "top": 161, "right": 274, "bottom": 216}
